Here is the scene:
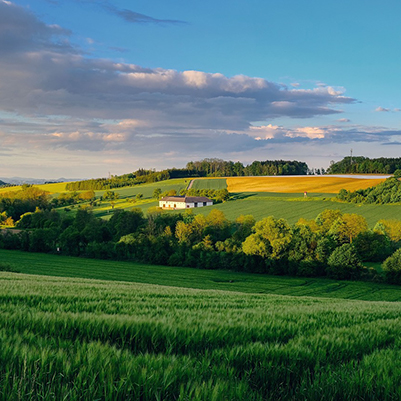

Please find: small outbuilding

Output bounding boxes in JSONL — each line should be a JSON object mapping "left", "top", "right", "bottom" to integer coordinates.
{"left": 159, "top": 196, "right": 213, "bottom": 209}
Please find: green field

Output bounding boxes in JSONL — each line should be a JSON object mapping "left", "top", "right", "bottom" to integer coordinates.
{"left": 191, "top": 178, "right": 227, "bottom": 190}
{"left": 2, "top": 250, "right": 401, "bottom": 302}
{"left": 186, "top": 193, "right": 401, "bottom": 226}
{"left": 57, "top": 179, "right": 188, "bottom": 219}
{"left": 1, "top": 266, "right": 401, "bottom": 399}
{"left": 6, "top": 177, "right": 396, "bottom": 226}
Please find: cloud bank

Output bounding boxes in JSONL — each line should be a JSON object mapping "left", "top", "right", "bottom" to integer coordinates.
{"left": 1, "top": 1, "right": 399, "bottom": 176}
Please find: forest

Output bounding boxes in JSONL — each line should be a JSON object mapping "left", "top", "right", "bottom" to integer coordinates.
{"left": 65, "top": 159, "right": 309, "bottom": 190}
{"left": 337, "top": 177, "right": 401, "bottom": 204}
{"left": 328, "top": 156, "right": 401, "bottom": 174}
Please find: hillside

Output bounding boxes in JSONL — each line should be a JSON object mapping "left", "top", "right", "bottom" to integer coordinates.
{"left": 226, "top": 175, "right": 388, "bottom": 193}
{"left": 1, "top": 269, "right": 401, "bottom": 399}
{"left": 1, "top": 250, "right": 399, "bottom": 301}
{"left": 328, "top": 156, "right": 401, "bottom": 174}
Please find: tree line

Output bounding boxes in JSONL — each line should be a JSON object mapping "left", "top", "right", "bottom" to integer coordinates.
{"left": 1, "top": 206, "right": 401, "bottom": 285}
{"left": 66, "top": 159, "right": 309, "bottom": 191}
{"left": 186, "top": 158, "right": 308, "bottom": 176}
{"left": 337, "top": 177, "right": 401, "bottom": 204}
{"left": 0, "top": 184, "right": 50, "bottom": 223}
{"left": 328, "top": 156, "right": 401, "bottom": 174}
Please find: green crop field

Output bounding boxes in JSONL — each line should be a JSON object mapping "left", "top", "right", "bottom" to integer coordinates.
{"left": 191, "top": 178, "right": 227, "bottom": 190}
{"left": 2, "top": 250, "right": 401, "bottom": 302}
{"left": 94, "top": 178, "right": 188, "bottom": 199}
{"left": 186, "top": 193, "right": 401, "bottom": 226}
{"left": 56, "top": 179, "right": 188, "bottom": 219}
{"left": 1, "top": 267, "right": 401, "bottom": 399}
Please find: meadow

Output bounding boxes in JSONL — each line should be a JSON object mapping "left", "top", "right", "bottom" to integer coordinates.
{"left": 1, "top": 268, "right": 401, "bottom": 400}
{"left": 182, "top": 192, "right": 401, "bottom": 226}
{"left": 190, "top": 178, "right": 227, "bottom": 190}
{"left": 1, "top": 250, "right": 400, "bottom": 301}
{"left": 3, "top": 176, "right": 401, "bottom": 226}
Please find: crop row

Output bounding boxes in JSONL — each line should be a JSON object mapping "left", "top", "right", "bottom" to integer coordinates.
{"left": 1, "top": 273, "right": 401, "bottom": 399}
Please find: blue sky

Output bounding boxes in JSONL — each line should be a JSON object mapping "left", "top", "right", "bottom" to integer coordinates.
{"left": 1, "top": 0, "right": 400, "bottom": 178}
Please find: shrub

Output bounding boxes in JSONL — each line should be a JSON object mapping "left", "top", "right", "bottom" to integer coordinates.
{"left": 383, "top": 249, "right": 401, "bottom": 284}
{"left": 326, "top": 243, "right": 363, "bottom": 280}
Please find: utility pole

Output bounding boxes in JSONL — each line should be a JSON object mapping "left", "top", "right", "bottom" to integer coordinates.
{"left": 350, "top": 149, "right": 353, "bottom": 165}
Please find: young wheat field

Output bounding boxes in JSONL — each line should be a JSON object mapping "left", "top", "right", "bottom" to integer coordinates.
{"left": 0, "top": 271, "right": 401, "bottom": 400}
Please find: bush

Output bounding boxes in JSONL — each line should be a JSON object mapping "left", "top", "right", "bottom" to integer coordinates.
{"left": 326, "top": 243, "right": 363, "bottom": 280}
{"left": 383, "top": 249, "right": 401, "bottom": 284}
{"left": 0, "top": 262, "right": 20, "bottom": 273}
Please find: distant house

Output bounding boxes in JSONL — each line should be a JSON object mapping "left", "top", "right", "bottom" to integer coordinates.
{"left": 159, "top": 196, "right": 213, "bottom": 209}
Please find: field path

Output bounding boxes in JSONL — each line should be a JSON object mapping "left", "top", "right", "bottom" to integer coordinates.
{"left": 186, "top": 179, "right": 194, "bottom": 190}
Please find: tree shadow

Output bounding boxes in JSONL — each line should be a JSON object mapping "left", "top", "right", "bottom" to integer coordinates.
{"left": 230, "top": 192, "right": 257, "bottom": 200}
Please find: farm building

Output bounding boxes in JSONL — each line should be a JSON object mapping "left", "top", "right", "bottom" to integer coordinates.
{"left": 159, "top": 196, "right": 213, "bottom": 209}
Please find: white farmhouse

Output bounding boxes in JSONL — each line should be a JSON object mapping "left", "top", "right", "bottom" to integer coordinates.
{"left": 159, "top": 196, "right": 213, "bottom": 209}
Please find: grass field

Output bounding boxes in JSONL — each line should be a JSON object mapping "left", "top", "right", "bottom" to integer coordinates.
{"left": 227, "top": 176, "right": 388, "bottom": 193}
{"left": 2, "top": 249, "right": 400, "bottom": 302}
{"left": 55, "top": 179, "right": 187, "bottom": 219}
{"left": 4, "top": 177, "right": 401, "bottom": 226}
{"left": 1, "top": 266, "right": 401, "bottom": 399}
{"left": 191, "top": 178, "right": 227, "bottom": 190}
{"left": 182, "top": 193, "right": 401, "bottom": 226}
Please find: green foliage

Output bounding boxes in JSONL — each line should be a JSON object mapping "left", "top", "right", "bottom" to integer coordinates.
{"left": 328, "top": 156, "right": 401, "bottom": 174}
{"left": 394, "top": 169, "right": 401, "bottom": 179}
{"left": 383, "top": 249, "right": 401, "bottom": 284}
{"left": 327, "top": 243, "right": 363, "bottom": 279}
{"left": 337, "top": 177, "right": 401, "bottom": 204}
{"left": 353, "top": 231, "right": 392, "bottom": 262}
{"left": 187, "top": 158, "right": 308, "bottom": 176}
{"left": 152, "top": 188, "right": 162, "bottom": 199}
{"left": 0, "top": 186, "right": 50, "bottom": 220}
{"left": 250, "top": 216, "right": 293, "bottom": 258}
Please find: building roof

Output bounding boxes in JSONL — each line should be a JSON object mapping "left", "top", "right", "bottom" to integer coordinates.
{"left": 160, "top": 196, "right": 212, "bottom": 203}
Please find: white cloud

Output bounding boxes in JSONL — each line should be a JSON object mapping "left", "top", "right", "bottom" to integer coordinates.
{"left": 2, "top": 1, "right": 399, "bottom": 178}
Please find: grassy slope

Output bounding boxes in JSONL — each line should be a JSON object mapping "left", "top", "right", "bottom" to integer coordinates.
{"left": 191, "top": 178, "right": 227, "bottom": 190}
{"left": 185, "top": 193, "right": 401, "bottom": 226}
{"left": 1, "top": 271, "right": 401, "bottom": 399}
{"left": 3, "top": 177, "right": 399, "bottom": 226}
{"left": 2, "top": 249, "right": 401, "bottom": 302}
{"left": 57, "top": 179, "right": 188, "bottom": 219}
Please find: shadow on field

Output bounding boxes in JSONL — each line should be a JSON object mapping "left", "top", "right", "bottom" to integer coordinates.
{"left": 230, "top": 192, "right": 257, "bottom": 200}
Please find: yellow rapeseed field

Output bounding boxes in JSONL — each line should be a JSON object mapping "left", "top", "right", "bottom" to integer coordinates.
{"left": 227, "top": 176, "right": 388, "bottom": 193}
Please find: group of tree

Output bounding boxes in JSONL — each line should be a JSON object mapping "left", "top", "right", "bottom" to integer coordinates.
{"left": 328, "top": 156, "right": 401, "bottom": 174}
{"left": 65, "top": 159, "right": 310, "bottom": 191}
{"left": 154, "top": 188, "right": 230, "bottom": 203}
{"left": 0, "top": 184, "right": 50, "bottom": 221}
{"left": 2, "top": 204, "right": 401, "bottom": 285}
{"left": 50, "top": 190, "right": 96, "bottom": 208}
{"left": 186, "top": 159, "right": 308, "bottom": 176}
{"left": 337, "top": 177, "right": 401, "bottom": 204}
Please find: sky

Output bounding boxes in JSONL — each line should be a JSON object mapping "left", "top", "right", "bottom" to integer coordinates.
{"left": 1, "top": 0, "right": 401, "bottom": 179}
